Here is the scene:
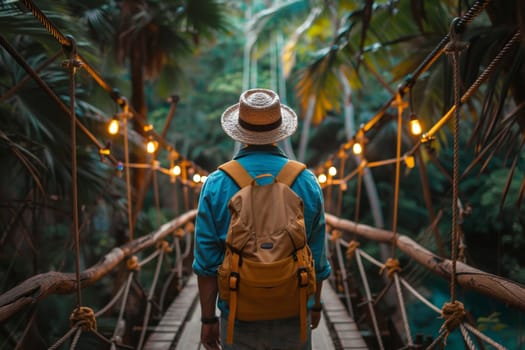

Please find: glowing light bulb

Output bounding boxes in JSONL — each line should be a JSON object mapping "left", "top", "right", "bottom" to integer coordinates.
{"left": 146, "top": 139, "right": 158, "bottom": 153}
{"left": 108, "top": 118, "right": 119, "bottom": 135}
{"left": 352, "top": 142, "right": 362, "bottom": 155}
{"left": 328, "top": 166, "right": 337, "bottom": 177}
{"left": 318, "top": 174, "right": 327, "bottom": 184}
{"left": 410, "top": 118, "right": 422, "bottom": 136}
{"left": 201, "top": 175, "right": 207, "bottom": 183}
{"left": 193, "top": 174, "right": 201, "bottom": 183}
{"left": 171, "top": 165, "right": 181, "bottom": 176}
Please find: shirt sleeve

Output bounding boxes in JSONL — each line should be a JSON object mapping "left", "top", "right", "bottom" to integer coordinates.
{"left": 299, "top": 170, "right": 332, "bottom": 282}
{"left": 309, "top": 191, "right": 332, "bottom": 282}
{"left": 192, "top": 177, "right": 224, "bottom": 276}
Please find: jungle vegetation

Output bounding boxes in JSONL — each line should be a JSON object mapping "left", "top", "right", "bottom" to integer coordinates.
{"left": 0, "top": 0, "right": 524, "bottom": 348}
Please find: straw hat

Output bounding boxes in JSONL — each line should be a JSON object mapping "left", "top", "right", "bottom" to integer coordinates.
{"left": 221, "top": 88, "right": 298, "bottom": 145}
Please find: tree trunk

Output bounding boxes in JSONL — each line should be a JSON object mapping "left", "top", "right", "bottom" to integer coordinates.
{"left": 129, "top": 49, "right": 148, "bottom": 231}
{"left": 297, "top": 95, "right": 315, "bottom": 162}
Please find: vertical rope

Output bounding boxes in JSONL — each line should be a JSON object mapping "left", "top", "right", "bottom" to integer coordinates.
{"left": 355, "top": 250, "right": 385, "bottom": 350}
{"left": 65, "top": 36, "right": 82, "bottom": 308}
{"left": 110, "top": 272, "right": 134, "bottom": 344}
{"left": 459, "top": 324, "right": 477, "bottom": 350}
{"left": 336, "top": 153, "right": 346, "bottom": 217}
{"left": 355, "top": 165, "right": 363, "bottom": 224}
{"left": 137, "top": 249, "right": 166, "bottom": 349}
{"left": 152, "top": 165, "right": 161, "bottom": 227}
{"left": 333, "top": 235, "right": 354, "bottom": 319}
{"left": 69, "top": 328, "right": 82, "bottom": 350}
{"left": 446, "top": 18, "right": 465, "bottom": 303}
{"left": 450, "top": 45, "right": 460, "bottom": 302}
{"left": 394, "top": 273, "right": 413, "bottom": 346}
{"left": 391, "top": 92, "right": 405, "bottom": 257}
{"left": 122, "top": 103, "right": 134, "bottom": 241}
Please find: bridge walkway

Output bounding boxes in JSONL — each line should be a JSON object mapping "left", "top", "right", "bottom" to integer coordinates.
{"left": 143, "top": 274, "right": 368, "bottom": 349}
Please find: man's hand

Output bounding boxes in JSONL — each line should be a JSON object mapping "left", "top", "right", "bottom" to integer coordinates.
{"left": 201, "top": 322, "right": 221, "bottom": 349}
{"left": 310, "top": 309, "right": 321, "bottom": 329}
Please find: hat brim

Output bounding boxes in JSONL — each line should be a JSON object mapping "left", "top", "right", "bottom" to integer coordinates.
{"left": 221, "top": 103, "right": 298, "bottom": 145}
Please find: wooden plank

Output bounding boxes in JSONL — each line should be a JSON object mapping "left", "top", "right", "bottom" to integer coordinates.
{"left": 311, "top": 314, "right": 335, "bottom": 350}
{"left": 321, "top": 281, "right": 368, "bottom": 349}
{"left": 147, "top": 273, "right": 368, "bottom": 350}
{"left": 175, "top": 298, "right": 338, "bottom": 350}
{"left": 175, "top": 295, "right": 204, "bottom": 349}
{"left": 143, "top": 274, "right": 199, "bottom": 350}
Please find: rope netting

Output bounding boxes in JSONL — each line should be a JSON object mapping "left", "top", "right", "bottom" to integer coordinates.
{"left": 40, "top": 218, "right": 196, "bottom": 350}
{"left": 326, "top": 231, "right": 511, "bottom": 350}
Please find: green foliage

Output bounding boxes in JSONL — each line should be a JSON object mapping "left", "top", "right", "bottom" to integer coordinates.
{"left": 1, "top": 0, "right": 525, "bottom": 347}
{"left": 477, "top": 312, "right": 508, "bottom": 332}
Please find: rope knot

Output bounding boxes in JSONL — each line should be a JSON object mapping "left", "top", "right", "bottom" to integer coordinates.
{"left": 174, "top": 227, "right": 186, "bottom": 238}
{"left": 345, "top": 240, "right": 360, "bottom": 261}
{"left": 440, "top": 300, "right": 466, "bottom": 339}
{"left": 156, "top": 240, "right": 173, "bottom": 253}
{"left": 331, "top": 229, "right": 342, "bottom": 241}
{"left": 126, "top": 255, "right": 140, "bottom": 271}
{"left": 69, "top": 306, "right": 96, "bottom": 331}
{"left": 184, "top": 222, "right": 195, "bottom": 233}
{"left": 379, "top": 258, "right": 401, "bottom": 278}
{"left": 445, "top": 17, "right": 469, "bottom": 54}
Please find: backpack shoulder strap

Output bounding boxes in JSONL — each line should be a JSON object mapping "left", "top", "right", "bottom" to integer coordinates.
{"left": 218, "top": 160, "right": 253, "bottom": 188}
{"left": 276, "top": 160, "right": 306, "bottom": 187}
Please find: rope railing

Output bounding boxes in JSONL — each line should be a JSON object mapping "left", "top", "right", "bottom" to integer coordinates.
{"left": 42, "top": 222, "right": 194, "bottom": 350}
{"left": 0, "top": 210, "right": 196, "bottom": 322}
{"left": 325, "top": 215, "right": 521, "bottom": 349}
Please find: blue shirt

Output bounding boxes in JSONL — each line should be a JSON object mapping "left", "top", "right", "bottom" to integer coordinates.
{"left": 192, "top": 145, "right": 332, "bottom": 313}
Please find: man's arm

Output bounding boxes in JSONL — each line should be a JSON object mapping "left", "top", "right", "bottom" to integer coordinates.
{"left": 198, "top": 275, "right": 219, "bottom": 319}
{"left": 198, "top": 275, "right": 220, "bottom": 350}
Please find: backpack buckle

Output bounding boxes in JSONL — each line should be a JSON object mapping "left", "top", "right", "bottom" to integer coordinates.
{"left": 229, "top": 272, "right": 240, "bottom": 291}
{"left": 297, "top": 268, "right": 309, "bottom": 287}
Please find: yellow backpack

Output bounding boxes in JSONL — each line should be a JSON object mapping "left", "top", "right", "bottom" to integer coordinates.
{"left": 217, "top": 160, "right": 316, "bottom": 345}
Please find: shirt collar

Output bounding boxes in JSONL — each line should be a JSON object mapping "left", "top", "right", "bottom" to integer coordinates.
{"left": 233, "top": 144, "right": 287, "bottom": 159}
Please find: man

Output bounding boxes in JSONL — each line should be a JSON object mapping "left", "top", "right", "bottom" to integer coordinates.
{"left": 193, "top": 88, "right": 331, "bottom": 350}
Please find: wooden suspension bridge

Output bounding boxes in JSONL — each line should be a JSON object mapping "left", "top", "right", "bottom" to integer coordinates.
{"left": 1, "top": 0, "right": 525, "bottom": 349}
{"left": 1, "top": 209, "right": 523, "bottom": 349}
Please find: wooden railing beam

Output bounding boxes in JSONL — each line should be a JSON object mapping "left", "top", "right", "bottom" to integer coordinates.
{"left": 326, "top": 213, "right": 525, "bottom": 311}
{"left": 0, "top": 210, "right": 197, "bottom": 323}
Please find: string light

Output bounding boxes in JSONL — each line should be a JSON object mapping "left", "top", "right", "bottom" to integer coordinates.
{"left": 108, "top": 117, "right": 119, "bottom": 135}
{"left": 409, "top": 113, "right": 422, "bottom": 135}
{"left": 353, "top": 129, "right": 365, "bottom": 155}
{"left": 328, "top": 166, "right": 337, "bottom": 177}
{"left": 193, "top": 174, "right": 201, "bottom": 183}
{"left": 200, "top": 175, "right": 207, "bottom": 183}
{"left": 146, "top": 138, "right": 158, "bottom": 154}
{"left": 352, "top": 141, "right": 363, "bottom": 155}
{"left": 171, "top": 165, "right": 182, "bottom": 176}
{"left": 318, "top": 174, "right": 327, "bottom": 184}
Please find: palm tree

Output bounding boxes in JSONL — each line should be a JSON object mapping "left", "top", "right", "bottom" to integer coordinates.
{"left": 82, "top": 0, "right": 229, "bottom": 231}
